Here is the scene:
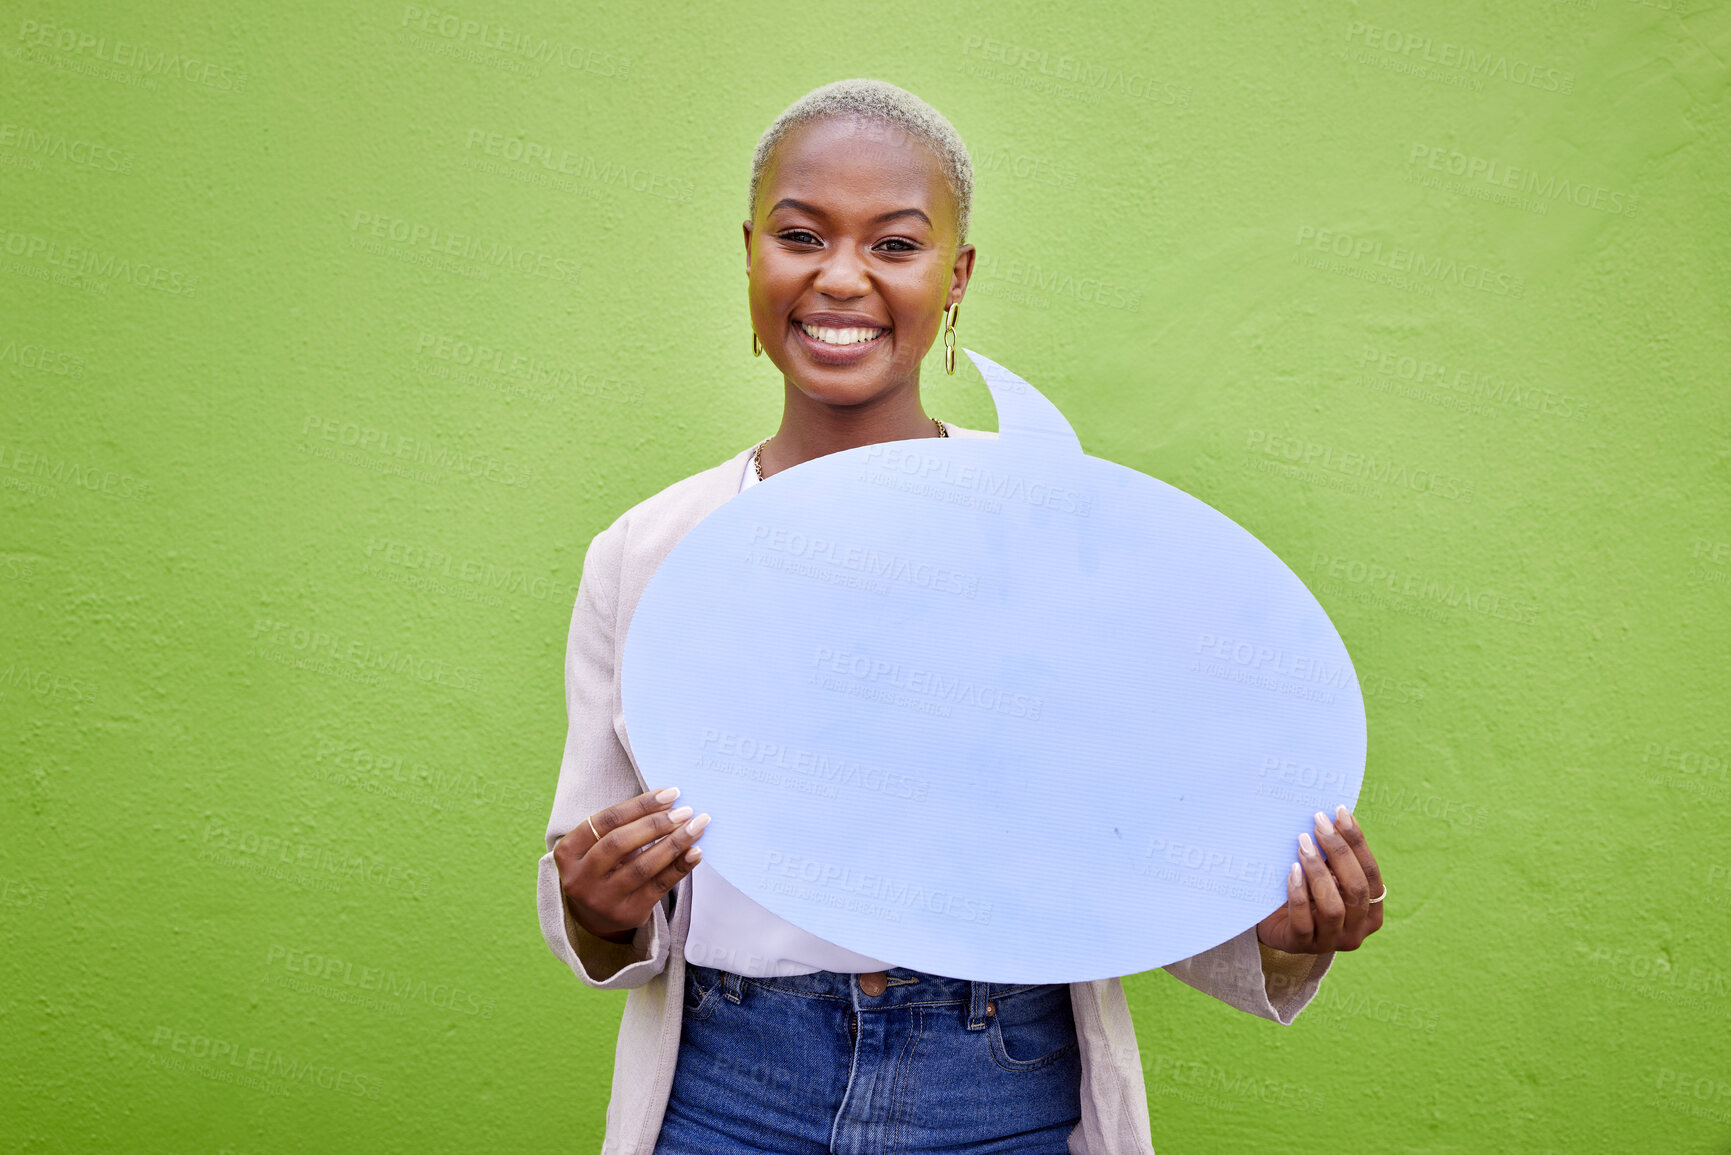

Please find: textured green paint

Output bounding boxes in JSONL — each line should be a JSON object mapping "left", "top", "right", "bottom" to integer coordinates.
{"left": 3, "top": 1, "right": 1728, "bottom": 1151}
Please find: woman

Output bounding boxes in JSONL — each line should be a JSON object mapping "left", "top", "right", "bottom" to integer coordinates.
{"left": 537, "top": 78, "right": 1386, "bottom": 1154}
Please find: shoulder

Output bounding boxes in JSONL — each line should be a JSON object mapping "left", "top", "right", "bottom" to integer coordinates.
{"left": 582, "top": 445, "right": 755, "bottom": 588}
{"left": 579, "top": 426, "right": 993, "bottom": 593}
{"left": 608, "top": 446, "right": 753, "bottom": 532}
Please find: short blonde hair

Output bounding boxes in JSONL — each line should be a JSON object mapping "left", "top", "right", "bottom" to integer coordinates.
{"left": 748, "top": 78, "right": 974, "bottom": 245}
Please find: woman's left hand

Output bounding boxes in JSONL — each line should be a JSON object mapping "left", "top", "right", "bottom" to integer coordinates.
{"left": 1256, "top": 806, "right": 1385, "bottom": 954}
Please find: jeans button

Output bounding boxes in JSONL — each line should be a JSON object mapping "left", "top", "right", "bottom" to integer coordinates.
{"left": 858, "top": 971, "right": 887, "bottom": 996}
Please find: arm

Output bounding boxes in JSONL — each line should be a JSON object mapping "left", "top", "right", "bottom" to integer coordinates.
{"left": 535, "top": 525, "right": 675, "bottom": 991}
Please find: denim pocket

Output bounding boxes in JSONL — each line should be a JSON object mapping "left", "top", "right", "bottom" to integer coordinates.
{"left": 682, "top": 964, "right": 720, "bottom": 1022}
{"left": 987, "top": 983, "right": 1079, "bottom": 1072}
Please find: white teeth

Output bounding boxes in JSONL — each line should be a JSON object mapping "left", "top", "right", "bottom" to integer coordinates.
{"left": 800, "top": 322, "right": 886, "bottom": 346}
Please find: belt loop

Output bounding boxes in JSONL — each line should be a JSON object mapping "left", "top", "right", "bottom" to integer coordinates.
{"left": 967, "top": 979, "right": 990, "bottom": 1031}
{"left": 723, "top": 970, "right": 745, "bottom": 1004}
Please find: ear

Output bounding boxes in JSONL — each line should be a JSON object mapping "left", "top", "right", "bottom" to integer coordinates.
{"left": 947, "top": 243, "right": 975, "bottom": 308}
{"left": 743, "top": 220, "right": 754, "bottom": 275}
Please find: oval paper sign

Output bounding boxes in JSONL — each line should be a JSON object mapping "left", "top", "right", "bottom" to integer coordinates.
{"left": 622, "top": 349, "right": 1366, "bottom": 984}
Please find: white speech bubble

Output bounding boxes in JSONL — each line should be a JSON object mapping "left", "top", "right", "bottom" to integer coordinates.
{"left": 622, "top": 349, "right": 1365, "bottom": 983}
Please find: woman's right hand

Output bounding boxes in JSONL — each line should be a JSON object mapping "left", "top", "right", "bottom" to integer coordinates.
{"left": 554, "top": 787, "right": 711, "bottom": 944}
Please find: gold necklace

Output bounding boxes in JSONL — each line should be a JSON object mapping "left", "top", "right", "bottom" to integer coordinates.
{"left": 754, "top": 418, "right": 947, "bottom": 482}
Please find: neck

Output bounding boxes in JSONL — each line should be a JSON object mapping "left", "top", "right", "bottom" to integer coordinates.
{"left": 759, "top": 379, "right": 939, "bottom": 478}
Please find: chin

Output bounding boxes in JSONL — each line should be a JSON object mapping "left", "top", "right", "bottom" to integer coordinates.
{"left": 792, "top": 379, "right": 886, "bottom": 407}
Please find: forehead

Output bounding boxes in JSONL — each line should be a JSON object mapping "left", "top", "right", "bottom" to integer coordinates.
{"left": 761, "top": 115, "right": 953, "bottom": 218}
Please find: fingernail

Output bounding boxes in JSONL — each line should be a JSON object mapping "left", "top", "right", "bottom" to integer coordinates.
{"left": 1335, "top": 805, "right": 1356, "bottom": 832}
{"left": 1289, "top": 862, "right": 1302, "bottom": 886}
{"left": 669, "top": 805, "right": 693, "bottom": 823}
{"left": 685, "top": 813, "right": 711, "bottom": 836}
{"left": 1299, "top": 832, "right": 1317, "bottom": 856}
{"left": 655, "top": 786, "right": 680, "bottom": 804}
{"left": 1314, "top": 810, "right": 1336, "bottom": 837}
{"left": 684, "top": 846, "right": 702, "bottom": 863}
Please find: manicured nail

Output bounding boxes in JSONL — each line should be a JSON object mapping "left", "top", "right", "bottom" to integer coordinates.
{"left": 684, "top": 846, "right": 702, "bottom": 863}
{"left": 655, "top": 786, "right": 680, "bottom": 804}
{"left": 1335, "top": 805, "right": 1356, "bottom": 832}
{"left": 1314, "top": 811, "right": 1336, "bottom": 837}
{"left": 669, "top": 805, "right": 693, "bottom": 823}
{"left": 1299, "top": 832, "right": 1317, "bottom": 856}
{"left": 1289, "top": 862, "right": 1303, "bottom": 886}
{"left": 685, "top": 813, "right": 711, "bottom": 836}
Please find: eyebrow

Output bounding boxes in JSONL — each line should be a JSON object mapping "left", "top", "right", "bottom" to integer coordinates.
{"left": 769, "top": 198, "right": 932, "bottom": 228}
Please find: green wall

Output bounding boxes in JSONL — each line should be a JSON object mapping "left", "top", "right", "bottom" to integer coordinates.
{"left": 4, "top": 1, "right": 1729, "bottom": 1151}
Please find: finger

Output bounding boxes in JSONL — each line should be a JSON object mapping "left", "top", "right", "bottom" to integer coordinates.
{"left": 607, "top": 812, "right": 712, "bottom": 903}
{"left": 642, "top": 826, "right": 710, "bottom": 901}
{"left": 590, "top": 803, "right": 697, "bottom": 879}
{"left": 1298, "top": 832, "right": 1345, "bottom": 943}
{"left": 620, "top": 806, "right": 694, "bottom": 861}
{"left": 1340, "top": 808, "right": 1388, "bottom": 943}
{"left": 604, "top": 828, "right": 709, "bottom": 936}
{"left": 1284, "top": 861, "right": 1314, "bottom": 946}
{"left": 1313, "top": 810, "right": 1370, "bottom": 935}
{"left": 1333, "top": 806, "right": 1385, "bottom": 903}
{"left": 575, "top": 786, "right": 683, "bottom": 859}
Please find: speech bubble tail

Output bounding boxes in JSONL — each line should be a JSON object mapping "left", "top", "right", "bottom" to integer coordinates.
{"left": 962, "top": 348, "right": 1082, "bottom": 455}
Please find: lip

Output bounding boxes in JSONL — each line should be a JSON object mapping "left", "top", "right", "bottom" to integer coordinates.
{"left": 790, "top": 315, "right": 890, "bottom": 366}
{"left": 798, "top": 311, "right": 890, "bottom": 329}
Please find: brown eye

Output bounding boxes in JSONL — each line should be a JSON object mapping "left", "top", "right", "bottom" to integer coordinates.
{"left": 778, "top": 229, "right": 819, "bottom": 245}
{"left": 877, "top": 238, "right": 918, "bottom": 253}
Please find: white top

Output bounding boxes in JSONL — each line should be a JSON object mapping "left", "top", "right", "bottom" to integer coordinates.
{"left": 680, "top": 440, "right": 900, "bottom": 977}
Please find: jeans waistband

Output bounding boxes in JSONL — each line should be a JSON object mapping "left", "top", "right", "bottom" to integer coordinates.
{"left": 685, "top": 963, "right": 1059, "bottom": 1029}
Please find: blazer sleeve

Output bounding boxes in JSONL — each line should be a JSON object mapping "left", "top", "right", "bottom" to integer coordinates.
{"left": 536, "top": 522, "right": 675, "bottom": 991}
{"left": 1161, "top": 927, "right": 1334, "bottom": 1025}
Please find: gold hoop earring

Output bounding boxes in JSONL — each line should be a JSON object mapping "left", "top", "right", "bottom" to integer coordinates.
{"left": 752, "top": 329, "right": 762, "bottom": 357}
{"left": 942, "top": 302, "right": 960, "bottom": 375}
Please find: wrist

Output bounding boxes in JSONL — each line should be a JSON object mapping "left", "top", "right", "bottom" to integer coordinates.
{"left": 567, "top": 896, "right": 639, "bottom": 945}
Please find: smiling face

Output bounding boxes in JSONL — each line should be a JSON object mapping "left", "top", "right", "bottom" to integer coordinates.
{"left": 744, "top": 115, "right": 974, "bottom": 409}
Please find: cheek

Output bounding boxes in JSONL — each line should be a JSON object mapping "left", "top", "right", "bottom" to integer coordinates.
{"left": 747, "top": 274, "right": 792, "bottom": 319}
{"left": 905, "top": 299, "right": 944, "bottom": 336}
{"left": 896, "top": 278, "right": 948, "bottom": 325}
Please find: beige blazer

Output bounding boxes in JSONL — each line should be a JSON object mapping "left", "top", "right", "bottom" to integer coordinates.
{"left": 537, "top": 422, "right": 1336, "bottom": 1154}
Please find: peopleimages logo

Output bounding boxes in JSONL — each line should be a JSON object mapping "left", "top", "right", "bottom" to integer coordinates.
{"left": 1307, "top": 553, "right": 1541, "bottom": 626}
{"left": 16, "top": 19, "right": 250, "bottom": 91}
{"left": 813, "top": 646, "right": 1044, "bottom": 720}
{"left": 1245, "top": 429, "right": 1476, "bottom": 503}
{"left": 149, "top": 1026, "right": 381, "bottom": 1098}
{"left": 1196, "top": 633, "right": 1359, "bottom": 690}
{"left": 699, "top": 728, "right": 931, "bottom": 801}
{"left": 1294, "top": 226, "right": 1524, "bottom": 298}
{"left": 0, "top": 122, "right": 133, "bottom": 173}
{"left": 969, "top": 250, "right": 1142, "bottom": 311}
{"left": 862, "top": 443, "right": 1093, "bottom": 516}
{"left": 264, "top": 944, "right": 495, "bottom": 1018}
{"left": 250, "top": 616, "right": 481, "bottom": 693}
{"left": 1406, "top": 144, "right": 1636, "bottom": 215}
{"left": 958, "top": 34, "right": 1188, "bottom": 106}
{"left": 1343, "top": 20, "right": 1574, "bottom": 94}
{"left": 0, "top": 227, "right": 196, "bottom": 294}
{"left": 749, "top": 523, "right": 979, "bottom": 598}
{"left": 764, "top": 851, "right": 993, "bottom": 926}
{"left": 346, "top": 210, "right": 579, "bottom": 282}
{"left": 399, "top": 5, "right": 630, "bottom": 77}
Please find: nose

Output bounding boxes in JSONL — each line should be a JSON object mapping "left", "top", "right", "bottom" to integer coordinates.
{"left": 812, "top": 241, "right": 871, "bottom": 300}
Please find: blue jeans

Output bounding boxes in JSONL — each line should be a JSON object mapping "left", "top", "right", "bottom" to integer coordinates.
{"left": 653, "top": 963, "right": 1082, "bottom": 1154}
